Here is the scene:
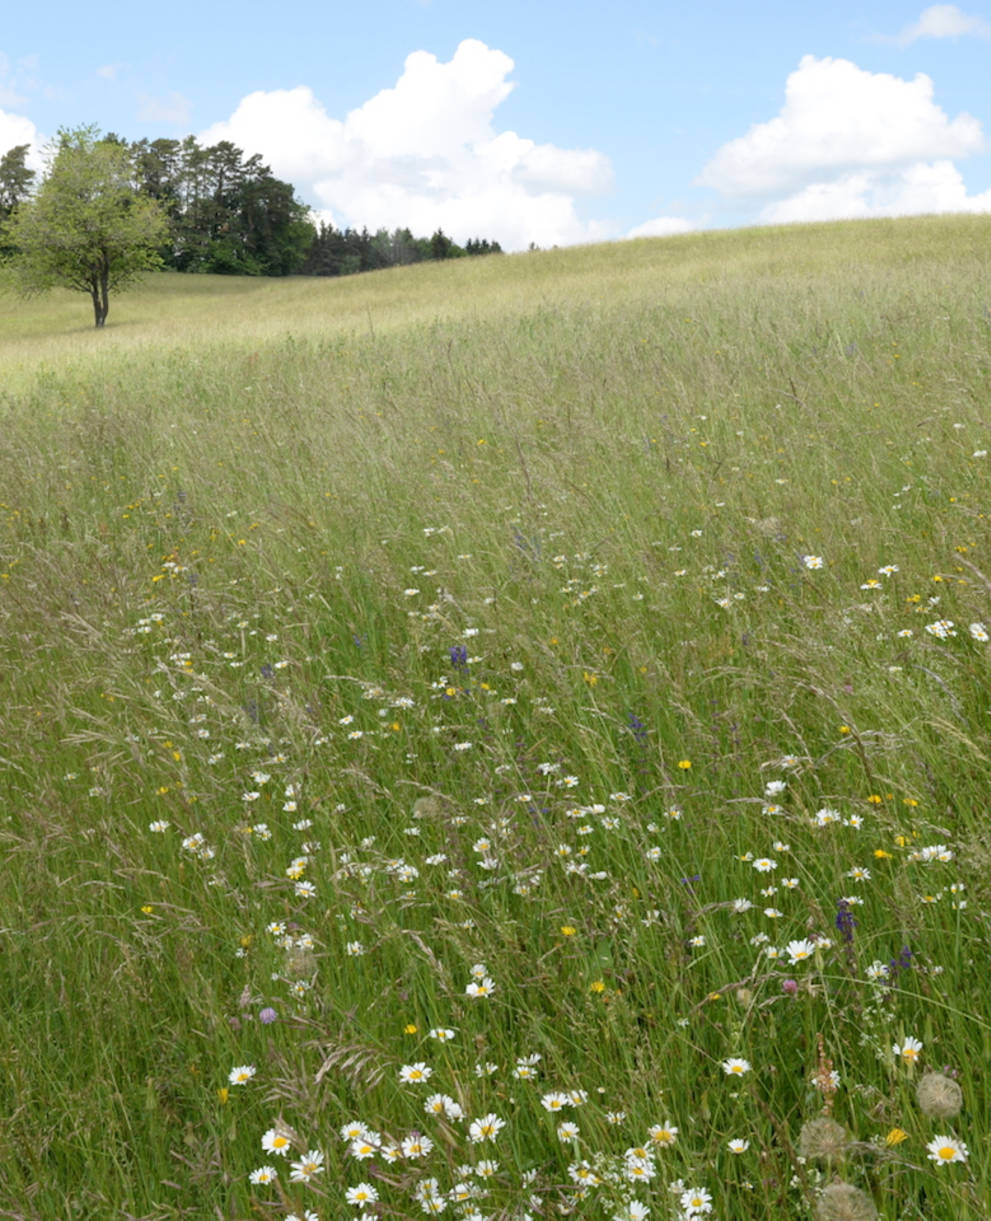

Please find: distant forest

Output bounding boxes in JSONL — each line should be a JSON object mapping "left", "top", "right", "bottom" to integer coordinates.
{"left": 0, "top": 135, "right": 503, "bottom": 278}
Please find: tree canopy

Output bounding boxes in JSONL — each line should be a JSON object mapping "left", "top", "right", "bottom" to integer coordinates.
{"left": 2, "top": 126, "right": 167, "bottom": 326}
{"left": 0, "top": 126, "right": 505, "bottom": 325}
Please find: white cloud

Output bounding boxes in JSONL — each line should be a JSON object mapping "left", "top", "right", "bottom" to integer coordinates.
{"left": 626, "top": 215, "right": 697, "bottom": 238}
{"left": 762, "top": 161, "right": 991, "bottom": 224}
{"left": 96, "top": 63, "right": 121, "bottom": 81}
{"left": 894, "top": 5, "right": 991, "bottom": 45}
{"left": 0, "top": 108, "right": 43, "bottom": 169}
{"left": 198, "top": 39, "right": 612, "bottom": 251}
{"left": 137, "top": 91, "right": 192, "bottom": 125}
{"left": 698, "top": 55, "right": 983, "bottom": 198}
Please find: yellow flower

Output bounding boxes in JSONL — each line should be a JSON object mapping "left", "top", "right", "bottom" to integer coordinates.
{"left": 874, "top": 849, "right": 892, "bottom": 859}
{"left": 677, "top": 759, "right": 692, "bottom": 770}
{"left": 140, "top": 905, "right": 154, "bottom": 915}
{"left": 217, "top": 1087, "right": 229, "bottom": 1105}
{"left": 590, "top": 980, "right": 606, "bottom": 993}
{"left": 838, "top": 725, "right": 851, "bottom": 735}
{"left": 867, "top": 794, "right": 883, "bottom": 804}
{"left": 560, "top": 925, "right": 577, "bottom": 937}
{"left": 885, "top": 1128, "right": 908, "bottom": 1146}
{"left": 404, "top": 1023, "right": 418, "bottom": 1035}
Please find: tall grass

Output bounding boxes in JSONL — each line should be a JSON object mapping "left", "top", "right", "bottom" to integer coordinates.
{"left": 1, "top": 214, "right": 990, "bottom": 1219}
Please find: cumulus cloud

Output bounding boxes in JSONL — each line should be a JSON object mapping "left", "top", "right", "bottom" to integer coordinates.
{"left": 762, "top": 161, "right": 991, "bottom": 223}
{"left": 0, "top": 107, "right": 43, "bottom": 168}
{"left": 626, "top": 215, "right": 697, "bottom": 239}
{"left": 893, "top": 5, "right": 991, "bottom": 45}
{"left": 198, "top": 39, "right": 613, "bottom": 251}
{"left": 698, "top": 56, "right": 983, "bottom": 199}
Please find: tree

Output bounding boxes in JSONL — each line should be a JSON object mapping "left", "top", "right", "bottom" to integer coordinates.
{"left": 1, "top": 126, "right": 167, "bottom": 327}
{"left": 0, "top": 144, "right": 35, "bottom": 260}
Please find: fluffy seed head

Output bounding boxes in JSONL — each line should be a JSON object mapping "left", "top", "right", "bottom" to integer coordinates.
{"left": 799, "top": 1116, "right": 850, "bottom": 1162}
{"left": 916, "top": 1072, "right": 963, "bottom": 1119}
{"left": 815, "top": 1182, "right": 879, "bottom": 1221}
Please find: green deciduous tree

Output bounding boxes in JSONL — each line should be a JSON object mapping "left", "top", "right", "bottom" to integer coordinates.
{"left": 1, "top": 126, "right": 167, "bottom": 327}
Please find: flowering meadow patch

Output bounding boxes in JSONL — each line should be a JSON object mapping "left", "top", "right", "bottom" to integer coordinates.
{"left": 2, "top": 216, "right": 991, "bottom": 1217}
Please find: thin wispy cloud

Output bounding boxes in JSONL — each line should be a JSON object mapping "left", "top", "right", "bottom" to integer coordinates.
{"left": 137, "top": 91, "right": 192, "bottom": 125}
{"left": 891, "top": 5, "right": 991, "bottom": 46}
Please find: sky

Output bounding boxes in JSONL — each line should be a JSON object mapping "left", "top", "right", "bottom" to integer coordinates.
{"left": 2, "top": 1, "right": 991, "bottom": 251}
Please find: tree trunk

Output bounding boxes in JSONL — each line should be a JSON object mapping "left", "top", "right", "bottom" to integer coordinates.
{"left": 98, "top": 265, "right": 110, "bottom": 327}
{"left": 91, "top": 288, "right": 104, "bottom": 327}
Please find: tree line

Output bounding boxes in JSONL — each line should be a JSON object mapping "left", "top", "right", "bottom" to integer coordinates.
{"left": 0, "top": 129, "right": 502, "bottom": 281}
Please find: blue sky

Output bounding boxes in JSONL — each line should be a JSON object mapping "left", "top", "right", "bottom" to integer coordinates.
{"left": 2, "top": 1, "right": 991, "bottom": 249}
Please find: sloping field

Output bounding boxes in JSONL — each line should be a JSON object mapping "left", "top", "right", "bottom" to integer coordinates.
{"left": 2, "top": 215, "right": 990, "bottom": 1219}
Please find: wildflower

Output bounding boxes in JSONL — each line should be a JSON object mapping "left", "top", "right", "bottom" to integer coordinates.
{"left": 399, "top": 1062, "right": 433, "bottom": 1084}
{"left": 753, "top": 858, "right": 777, "bottom": 872}
{"left": 465, "top": 977, "right": 495, "bottom": 999}
{"left": 802, "top": 555, "right": 824, "bottom": 569}
{"left": 249, "top": 1165, "right": 278, "bottom": 1184}
{"left": 468, "top": 1113, "right": 505, "bottom": 1142}
{"left": 969, "top": 622, "right": 989, "bottom": 641}
{"left": 722, "top": 1057, "right": 751, "bottom": 1076}
{"left": 917, "top": 1072, "right": 963, "bottom": 1118}
{"left": 786, "top": 938, "right": 816, "bottom": 964}
{"left": 289, "top": 1149, "right": 325, "bottom": 1182}
{"left": 624, "top": 1156, "right": 656, "bottom": 1182}
{"left": 727, "top": 1138, "right": 749, "bottom": 1153}
{"left": 614, "top": 1203, "right": 650, "bottom": 1221}
{"left": 680, "top": 1185, "right": 713, "bottom": 1214}
{"left": 648, "top": 1123, "right": 678, "bottom": 1146}
{"left": 541, "top": 1091, "right": 570, "bottom": 1112}
{"left": 557, "top": 1121, "right": 580, "bottom": 1141}
{"left": 893, "top": 1036, "right": 923, "bottom": 1065}
{"left": 346, "top": 1183, "right": 379, "bottom": 1206}
{"left": 229, "top": 1065, "right": 256, "bottom": 1085}
{"left": 884, "top": 1128, "right": 908, "bottom": 1146}
{"left": 424, "top": 1093, "right": 464, "bottom": 1119}
{"left": 261, "top": 1128, "right": 293, "bottom": 1156}
{"left": 429, "top": 1027, "right": 456, "bottom": 1042}
{"left": 927, "top": 1135, "right": 968, "bottom": 1164}
{"left": 925, "top": 619, "right": 957, "bottom": 638}
{"left": 402, "top": 1133, "right": 434, "bottom": 1158}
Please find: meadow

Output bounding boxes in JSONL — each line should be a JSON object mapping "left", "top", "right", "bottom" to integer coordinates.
{"left": 1, "top": 213, "right": 990, "bottom": 1220}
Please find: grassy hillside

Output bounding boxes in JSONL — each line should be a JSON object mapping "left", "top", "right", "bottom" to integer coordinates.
{"left": 2, "top": 215, "right": 991, "bottom": 1219}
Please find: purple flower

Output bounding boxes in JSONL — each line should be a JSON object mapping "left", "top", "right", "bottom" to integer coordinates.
{"left": 259, "top": 1007, "right": 278, "bottom": 1025}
